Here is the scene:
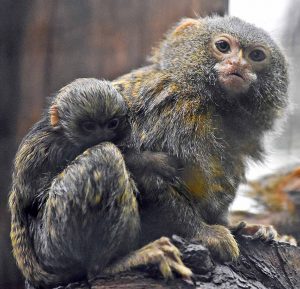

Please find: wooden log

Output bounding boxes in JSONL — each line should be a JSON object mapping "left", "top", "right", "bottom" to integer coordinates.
{"left": 49, "top": 235, "right": 300, "bottom": 289}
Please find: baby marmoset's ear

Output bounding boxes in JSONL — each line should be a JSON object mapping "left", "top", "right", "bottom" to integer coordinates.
{"left": 49, "top": 105, "right": 60, "bottom": 127}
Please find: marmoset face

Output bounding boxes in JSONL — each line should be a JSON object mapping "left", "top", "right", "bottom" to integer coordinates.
{"left": 212, "top": 34, "right": 270, "bottom": 96}
{"left": 50, "top": 78, "right": 129, "bottom": 149}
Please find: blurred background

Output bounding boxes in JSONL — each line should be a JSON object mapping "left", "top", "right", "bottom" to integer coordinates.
{"left": 0, "top": 0, "right": 299, "bottom": 288}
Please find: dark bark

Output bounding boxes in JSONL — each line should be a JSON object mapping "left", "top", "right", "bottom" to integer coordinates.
{"left": 51, "top": 235, "right": 300, "bottom": 289}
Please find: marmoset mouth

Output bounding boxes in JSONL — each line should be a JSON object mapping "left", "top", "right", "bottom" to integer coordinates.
{"left": 218, "top": 71, "right": 250, "bottom": 95}
{"left": 222, "top": 72, "right": 246, "bottom": 84}
{"left": 230, "top": 72, "right": 244, "bottom": 79}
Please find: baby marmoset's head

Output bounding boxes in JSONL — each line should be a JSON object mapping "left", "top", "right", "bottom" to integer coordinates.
{"left": 50, "top": 78, "right": 129, "bottom": 149}
{"left": 151, "top": 16, "right": 288, "bottom": 111}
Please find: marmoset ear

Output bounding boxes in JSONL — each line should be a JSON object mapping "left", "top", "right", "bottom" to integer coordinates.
{"left": 173, "top": 18, "right": 200, "bottom": 36}
{"left": 49, "top": 105, "right": 59, "bottom": 127}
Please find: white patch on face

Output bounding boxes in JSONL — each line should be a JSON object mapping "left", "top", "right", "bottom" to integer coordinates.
{"left": 214, "top": 61, "right": 257, "bottom": 96}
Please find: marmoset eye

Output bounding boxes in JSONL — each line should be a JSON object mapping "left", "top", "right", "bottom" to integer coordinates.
{"left": 215, "top": 40, "right": 231, "bottom": 53}
{"left": 107, "top": 118, "right": 119, "bottom": 130}
{"left": 249, "top": 49, "right": 266, "bottom": 62}
{"left": 81, "top": 121, "right": 97, "bottom": 132}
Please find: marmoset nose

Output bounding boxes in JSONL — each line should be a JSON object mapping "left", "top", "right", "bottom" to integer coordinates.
{"left": 226, "top": 51, "right": 248, "bottom": 68}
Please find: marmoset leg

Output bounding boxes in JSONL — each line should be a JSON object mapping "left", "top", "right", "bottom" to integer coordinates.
{"left": 33, "top": 143, "right": 140, "bottom": 284}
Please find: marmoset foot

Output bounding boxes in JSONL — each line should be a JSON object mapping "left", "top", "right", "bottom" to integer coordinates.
{"left": 105, "top": 237, "right": 193, "bottom": 280}
{"left": 231, "top": 221, "right": 278, "bottom": 242}
{"left": 194, "top": 224, "right": 240, "bottom": 262}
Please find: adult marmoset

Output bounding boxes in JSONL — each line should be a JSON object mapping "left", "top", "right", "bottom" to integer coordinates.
{"left": 113, "top": 16, "right": 288, "bottom": 261}
{"left": 10, "top": 78, "right": 189, "bottom": 288}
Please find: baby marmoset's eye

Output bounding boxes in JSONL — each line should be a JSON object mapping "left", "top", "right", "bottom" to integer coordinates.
{"left": 107, "top": 118, "right": 120, "bottom": 130}
{"left": 81, "top": 121, "right": 97, "bottom": 132}
{"left": 215, "top": 40, "right": 231, "bottom": 53}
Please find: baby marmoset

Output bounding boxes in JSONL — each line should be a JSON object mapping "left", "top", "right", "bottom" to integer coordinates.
{"left": 9, "top": 78, "right": 134, "bottom": 286}
{"left": 113, "top": 16, "right": 288, "bottom": 260}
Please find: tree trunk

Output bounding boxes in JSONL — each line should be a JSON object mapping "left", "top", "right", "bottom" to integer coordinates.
{"left": 50, "top": 236, "right": 300, "bottom": 289}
